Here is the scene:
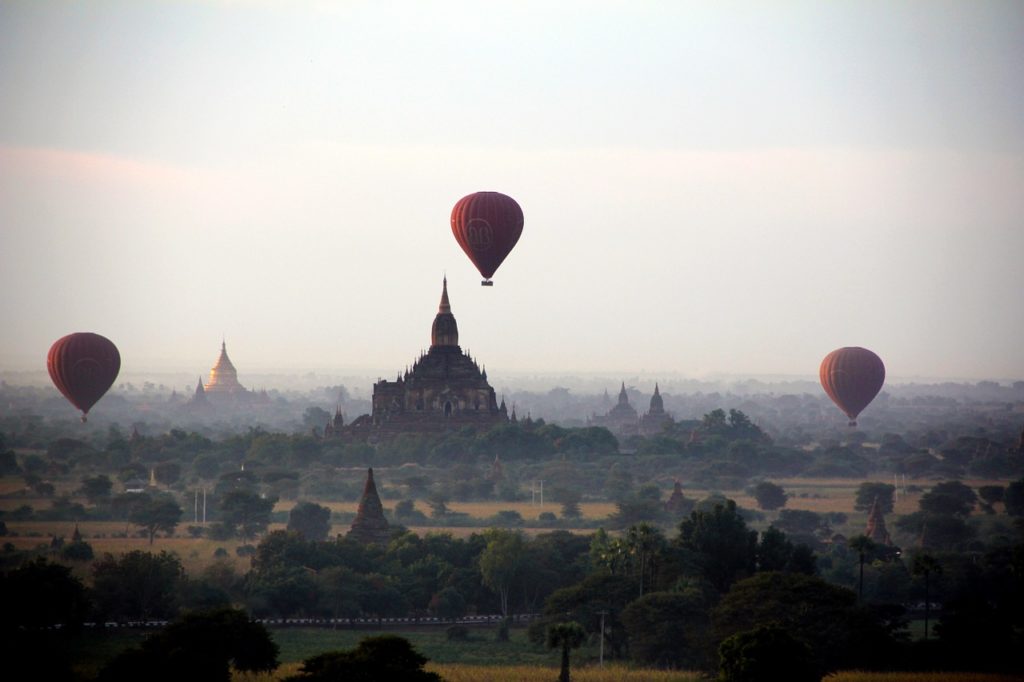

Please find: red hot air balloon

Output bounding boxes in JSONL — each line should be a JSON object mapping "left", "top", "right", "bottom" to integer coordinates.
{"left": 819, "top": 347, "right": 885, "bottom": 427}
{"left": 450, "top": 191, "right": 524, "bottom": 286}
{"left": 47, "top": 332, "right": 121, "bottom": 422}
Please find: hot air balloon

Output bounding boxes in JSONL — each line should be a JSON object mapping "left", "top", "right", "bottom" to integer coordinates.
{"left": 819, "top": 346, "right": 885, "bottom": 427}
{"left": 450, "top": 191, "right": 524, "bottom": 286}
{"left": 47, "top": 332, "right": 121, "bottom": 422}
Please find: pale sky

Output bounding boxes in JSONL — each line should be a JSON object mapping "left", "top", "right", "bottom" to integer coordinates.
{"left": 2, "top": 1, "right": 1023, "bottom": 383}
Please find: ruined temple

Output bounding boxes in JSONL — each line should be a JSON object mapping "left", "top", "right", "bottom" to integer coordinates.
{"left": 347, "top": 468, "right": 391, "bottom": 545}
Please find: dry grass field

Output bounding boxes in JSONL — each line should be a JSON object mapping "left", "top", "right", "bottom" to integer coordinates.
{"left": 2, "top": 476, "right": 1013, "bottom": 578}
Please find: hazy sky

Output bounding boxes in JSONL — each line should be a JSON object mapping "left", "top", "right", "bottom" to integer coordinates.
{"left": 2, "top": 1, "right": 1023, "bottom": 383}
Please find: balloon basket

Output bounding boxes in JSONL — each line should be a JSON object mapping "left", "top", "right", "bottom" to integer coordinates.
{"left": 481, "top": 280, "right": 493, "bottom": 287}
{"left": 848, "top": 420, "right": 857, "bottom": 428}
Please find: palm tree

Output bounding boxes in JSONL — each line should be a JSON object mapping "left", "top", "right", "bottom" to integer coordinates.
{"left": 912, "top": 553, "right": 942, "bottom": 641}
{"left": 547, "top": 621, "right": 587, "bottom": 682}
{"left": 848, "top": 535, "right": 876, "bottom": 602}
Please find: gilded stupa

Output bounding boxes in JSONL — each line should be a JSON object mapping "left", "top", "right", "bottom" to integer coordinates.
{"left": 204, "top": 341, "right": 247, "bottom": 394}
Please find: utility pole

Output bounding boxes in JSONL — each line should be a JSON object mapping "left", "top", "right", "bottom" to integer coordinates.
{"left": 597, "top": 610, "right": 607, "bottom": 667}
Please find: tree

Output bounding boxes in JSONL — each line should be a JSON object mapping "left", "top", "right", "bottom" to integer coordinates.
{"left": 92, "top": 550, "right": 184, "bottom": 621}
{"left": 848, "top": 535, "right": 877, "bottom": 602}
{"left": 718, "top": 624, "right": 818, "bottom": 682}
{"left": 130, "top": 495, "right": 183, "bottom": 544}
{"left": 854, "top": 482, "right": 895, "bottom": 514}
{"left": 0, "top": 557, "right": 90, "bottom": 629}
{"left": 621, "top": 589, "right": 710, "bottom": 669}
{"left": 284, "top": 634, "right": 440, "bottom": 682}
{"left": 911, "top": 553, "right": 941, "bottom": 641}
{"left": 712, "top": 572, "right": 898, "bottom": 676}
{"left": 479, "top": 529, "right": 525, "bottom": 617}
{"left": 547, "top": 622, "right": 586, "bottom": 682}
{"left": 287, "top": 501, "right": 332, "bottom": 541}
{"left": 624, "top": 522, "right": 665, "bottom": 596}
{"left": 428, "top": 587, "right": 467, "bottom": 620}
{"left": 541, "top": 572, "right": 639, "bottom": 660}
{"left": 552, "top": 487, "right": 582, "bottom": 519}
{"left": 977, "top": 485, "right": 1004, "bottom": 513}
{"left": 220, "top": 489, "right": 277, "bottom": 539}
{"left": 153, "top": 461, "right": 182, "bottom": 486}
{"left": 303, "top": 406, "right": 332, "bottom": 432}
{"left": 1004, "top": 477, "right": 1024, "bottom": 516}
{"left": 78, "top": 474, "right": 113, "bottom": 505}
{"left": 895, "top": 511, "right": 975, "bottom": 550}
{"left": 676, "top": 499, "right": 758, "bottom": 594}
{"left": 919, "top": 480, "right": 977, "bottom": 518}
{"left": 756, "top": 526, "right": 816, "bottom": 575}
{"left": 751, "top": 481, "right": 787, "bottom": 511}
{"left": 98, "top": 607, "right": 278, "bottom": 682}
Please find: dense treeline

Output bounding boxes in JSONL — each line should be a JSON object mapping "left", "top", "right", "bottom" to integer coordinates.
{"left": 3, "top": 500, "right": 1021, "bottom": 679}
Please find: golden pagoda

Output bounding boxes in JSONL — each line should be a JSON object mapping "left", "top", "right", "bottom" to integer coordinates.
{"left": 204, "top": 341, "right": 247, "bottom": 394}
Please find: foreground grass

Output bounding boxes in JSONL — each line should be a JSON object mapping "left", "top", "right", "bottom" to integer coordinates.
{"left": 233, "top": 666, "right": 1024, "bottom": 682}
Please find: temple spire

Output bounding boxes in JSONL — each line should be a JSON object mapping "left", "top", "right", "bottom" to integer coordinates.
{"left": 430, "top": 277, "right": 459, "bottom": 348}
{"left": 439, "top": 276, "right": 451, "bottom": 313}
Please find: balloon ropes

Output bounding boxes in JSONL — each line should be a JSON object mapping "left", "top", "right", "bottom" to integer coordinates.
{"left": 819, "top": 346, "right": 885, "bottom": 427}
{"left": 47, "top": 332, "right": 121, "bottom": 422}
{"left": 450, "top": 191, "right": 523, "bottom": 286}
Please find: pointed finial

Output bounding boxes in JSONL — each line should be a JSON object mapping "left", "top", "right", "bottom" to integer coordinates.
{"left": 439, "top": 277, "right": 451, "bottom": 313}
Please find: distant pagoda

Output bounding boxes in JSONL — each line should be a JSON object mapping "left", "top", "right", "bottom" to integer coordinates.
{"left": 204, "top": 341, "right": 247, "bottom": 394}
{"left": 347, "top": 468, "right": 391, "bottom": 545}
{"left": 864, "top": 496, "right": 892, "bottom": 545}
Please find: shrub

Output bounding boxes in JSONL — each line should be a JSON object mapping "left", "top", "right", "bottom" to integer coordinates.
{"left": 718, "top": 624, "right": 818, "bottom": 682}
{"left": 446, "top": 625, "right": 470, "bottom": 642}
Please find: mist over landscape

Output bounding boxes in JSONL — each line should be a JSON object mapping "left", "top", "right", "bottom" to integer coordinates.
{"left": 2, "top": 2, "right": 1023, "bottom": 681}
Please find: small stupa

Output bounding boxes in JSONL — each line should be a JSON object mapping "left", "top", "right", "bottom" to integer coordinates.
{"left": 665, "top": 480, "right": 692, "bottom": 516}
{"left": 864, "top": 496, "right": 892, "bottom": 545}
{"left": 347, "top": 468, "right": 391, "bottom": 545}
